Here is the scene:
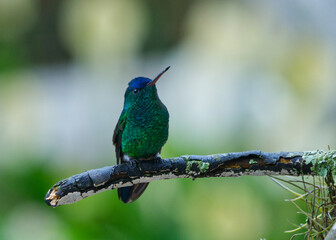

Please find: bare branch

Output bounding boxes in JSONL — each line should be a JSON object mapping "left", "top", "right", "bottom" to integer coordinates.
{"left": 45, "top": 150, "right": 314, "bottom": 207}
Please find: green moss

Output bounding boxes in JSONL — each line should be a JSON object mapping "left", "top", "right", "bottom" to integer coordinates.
{"left": 249, "top": 159, "right": 258, "bottom": 165}
{"left": 185, "top": 160, "right": 209, "bottom": 173}
{"left": 303, "top": 150, "right": 336, "bottom": 180}
{"left": 199, "top": 162, "right": 210, "bottom": 172}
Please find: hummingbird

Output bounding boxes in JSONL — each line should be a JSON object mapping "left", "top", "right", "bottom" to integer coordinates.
{"left": 113, "top": 66, "right": 170, "bottom": 203}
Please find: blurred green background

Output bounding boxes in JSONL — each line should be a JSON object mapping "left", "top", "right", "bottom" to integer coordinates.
{"left": 0, "top": 0, "right": 336, "bottom": 239}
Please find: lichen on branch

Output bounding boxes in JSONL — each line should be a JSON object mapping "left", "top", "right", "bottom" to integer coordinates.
{"left": 303, "top": 150, "right": 336, "bottom": 180}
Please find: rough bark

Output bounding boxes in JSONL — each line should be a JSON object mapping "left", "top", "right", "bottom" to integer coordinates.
{"left": 45, "top": 150, "right": 314, "bottom": 207}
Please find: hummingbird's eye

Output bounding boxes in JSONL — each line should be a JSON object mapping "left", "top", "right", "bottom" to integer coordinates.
{"left": 132, "top": 88, "right": 139, "bottom": 95}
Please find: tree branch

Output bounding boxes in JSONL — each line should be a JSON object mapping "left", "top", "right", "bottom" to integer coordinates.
{"left": 45, "top": 150, "right": 316, "bottom": 207}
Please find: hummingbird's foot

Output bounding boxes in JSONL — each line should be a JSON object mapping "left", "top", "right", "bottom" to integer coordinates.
{"left": 133, "top": 159, "right": 141, "bottom": 166}
{"left": 126, "top": 160, "right": 137, "bottom": 169}
{"left": 129, "top": 158, "right": 142, "bottom": 171}
{"left": 123, "top": 155, "right": 141, "bottom": 169}
{"left": 122, "top": 154, "right": 137, "bottom": 168}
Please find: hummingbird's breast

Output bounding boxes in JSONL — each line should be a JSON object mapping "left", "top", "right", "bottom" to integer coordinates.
{"left": 121, "top": 98, "right": 169, "bottom": 159}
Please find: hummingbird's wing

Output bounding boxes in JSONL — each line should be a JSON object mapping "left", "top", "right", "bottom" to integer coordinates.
{"left": 113, "top": 109, "right": 150, "bottom": 204}
{"left": 113, "top": 109, "right": 127, "bottom": 164}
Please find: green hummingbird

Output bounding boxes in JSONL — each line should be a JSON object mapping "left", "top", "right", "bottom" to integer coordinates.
{"left": 113, "top": 67, "right": 170, "bottom": 203}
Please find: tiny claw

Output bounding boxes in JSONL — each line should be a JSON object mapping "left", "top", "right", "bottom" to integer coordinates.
{"left": 126, "top": 159, "right": 138, "bottom": 169}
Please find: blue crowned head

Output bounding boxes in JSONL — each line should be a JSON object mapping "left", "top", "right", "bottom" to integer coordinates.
{"left": 123, "top": 67, "right": 170, "bottom": 108}
{"left": 128, "top": 77, "right": 152, "bottom": 90}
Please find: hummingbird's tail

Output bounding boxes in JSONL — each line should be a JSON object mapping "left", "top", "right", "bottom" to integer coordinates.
{"left": 118, "top": 183, "right": 149, "bottom": 204}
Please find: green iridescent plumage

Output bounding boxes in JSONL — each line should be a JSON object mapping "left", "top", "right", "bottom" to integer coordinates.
{"left": 113, "top": 67, "right": 170, "bottom": 203}
{"left": 121, "top": 88, "right": 169, "bottom": 158}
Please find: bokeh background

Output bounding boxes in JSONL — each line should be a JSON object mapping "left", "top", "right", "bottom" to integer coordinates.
{"left": 0, "top": 0, "right": 336, "bottom": 239}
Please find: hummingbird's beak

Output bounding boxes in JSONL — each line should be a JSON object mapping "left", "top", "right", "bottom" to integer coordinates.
{"left": 147, "top": 66, "right": 170, "bottom": 87}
